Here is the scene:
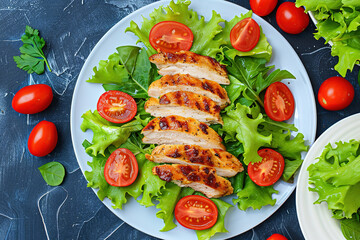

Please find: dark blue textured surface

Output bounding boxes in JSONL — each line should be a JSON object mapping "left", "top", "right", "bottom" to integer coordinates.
{"left": 1, "top": 0, "right": 359, "bottom": 239}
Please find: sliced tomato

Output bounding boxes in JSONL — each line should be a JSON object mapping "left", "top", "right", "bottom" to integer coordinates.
{"left": 248, "top": 148, "right": 285, "bottom": 186}
{"left": 149, "top": 21, "right": 194, "bottom": 53}
{"left": 97, "top": 90, "right": 137, "bottom": 124}
{"left": 104, "top": 148, "right": 138, "bottom": 187}
{"left": 175, "top": 195, "right": 218, "bottom": 230}
{"left": 230, "top": 18, "right": 260, "bottom": 52}
{"left": 264, "top": 82, "right": 295, "bottom": 122}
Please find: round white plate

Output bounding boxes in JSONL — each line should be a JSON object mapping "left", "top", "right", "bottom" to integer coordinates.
{"left": 296, "top": 113, "right": 360, "bottom": 240}
{"left": 70, "top": 0, "right": 316, "bottom": 239}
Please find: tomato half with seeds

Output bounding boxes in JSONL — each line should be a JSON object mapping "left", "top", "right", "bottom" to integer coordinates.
{"left": 175, "top": 195, "right": 218, "bottom": 230}
{"left": 264, "top": 82, "right": 295, "bottom": 122}
{"left": 104, "top": 148, "right": 138, "bottom": 187}
{"left": 230, "top": 18, "right": 260, "bottom": 52}
{"left": 248, "top": 148, "right": 285, "bottom": 186}
{"left": 97, "top": 90, "right": 137, "bottom": 124}
{"left": 149, "top": 21, "right": 194, "bottom": 53}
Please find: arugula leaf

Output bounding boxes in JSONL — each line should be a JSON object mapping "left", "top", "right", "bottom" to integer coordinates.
{"left": 196, "top": 199, "right": 232, "bottom": 240}
{"left": 233, "top": 175, "right": 278, "bottom": 210}
{"left": 38, "top": 162, "right": 65, "bottom": 186}
{"left": 222, "top": 103, "right": 272, "bottom": 164}
{"left": 125, "top": 0, "right": 225, "bottom": 58}
{"left": 13, "top": 25, "right": 51, "bottom": 74}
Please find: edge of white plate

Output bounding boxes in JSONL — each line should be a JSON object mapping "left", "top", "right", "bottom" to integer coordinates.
{"left": 296, "top": 113, "right": 360, "bottom": 240}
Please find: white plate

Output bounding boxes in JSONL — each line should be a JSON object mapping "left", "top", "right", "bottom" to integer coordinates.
{"left": 70, "top": 0, "right": 316, "bottom": 239}
{"left": 296, "top": 113, "right": 360, "bottom": 240}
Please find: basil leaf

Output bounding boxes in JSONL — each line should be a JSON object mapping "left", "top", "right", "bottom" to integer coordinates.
{"left": 38, "top": 162, "right": 65, "bottom": 186}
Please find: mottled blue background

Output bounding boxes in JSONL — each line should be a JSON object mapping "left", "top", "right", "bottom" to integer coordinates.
{"left": 0, "top": 0, "right": 359, "bottom": 239}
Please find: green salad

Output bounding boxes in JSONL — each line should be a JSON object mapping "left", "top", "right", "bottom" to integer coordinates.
{"left": 308, "top": 140, "right": 360, "bottom": 240}
{"left": 79, "top": 1, "right": 309, "bottom": 239}
{"left": 295, "top": 0, "right": 360, "bottom": 77}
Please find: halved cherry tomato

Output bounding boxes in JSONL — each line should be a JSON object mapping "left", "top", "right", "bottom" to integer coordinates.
{"left": 267, "top": 233, "right": 288, "bottom": 240}
{"left": 97, "top": 90, "right": 137, "bottom": 124}
{"left": 264, "top": 82, "right": 295, "bottom": 122}
{"left": 104, "top": 148, "right": 138, "bottom": 187}
{"left": 230, "top": 18, "right": 260, "bottom": 52}
{"left": 28, "top": 120, "right": 58, "bottom": 157}
{"left": 250, "top": 0, "right": 278, "bottom": 17}
{"left": 248, "top": 149, "right": 285, "bottom": 186}
{"left": 318, "top": 76, "right": 354, "bottom": 111}
{"left": 12, "top": 84, "right": 53, "bottom": 114}
{"left": 175, "top": 195, "right": 218, "bottom": 230}
{"left": 149, "top": 21, "right": 194, "bottom": 53}
{"left": 276, "top": 2, "right": 309, "bottom": 34}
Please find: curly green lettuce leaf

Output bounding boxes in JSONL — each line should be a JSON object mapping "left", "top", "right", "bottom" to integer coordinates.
{"left": 196, "top": 199, "right": 233, "bottom": 240}
{"left": 233, "top": 175, "right": 278, "bottom": 210}
{"left": 222, "top": 103, "right": 272, "bottom": 165}
{"left": 216, "top": 11, "right": 272, "bottom": 62}
{"left": 295, "top": 0, "right": 343, "bottom": 12}
{"left": 308, "top": 141, "right": 360, "bottom": 218}
{"left": 125, "top": 0, "right": 225, "bottom": 58}
{"left": 80, "top": 110, "right": 144, "bottom": 156}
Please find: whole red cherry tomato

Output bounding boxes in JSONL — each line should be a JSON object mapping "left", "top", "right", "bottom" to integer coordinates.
{"left": 12, "top": 84, "right": 53, "bottom": 114}
{"left": 276, "top": 2, "right": 309, "bottom": 34}
{"left": 318, "top": 76, "right": 354, "bottom": 111}
{"left": 250, "top": 0, "right": 278, "bottom": 16}
{"left": 267, "top": 233, "right": 288, "bottom": 240}
{"left": 230, "top": 18, "right": 260, "bottom": 52}
{"left": 28, "top": 120, "right": 58, "bottom": 157}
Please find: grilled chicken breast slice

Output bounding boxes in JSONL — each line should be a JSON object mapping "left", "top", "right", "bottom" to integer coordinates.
{"left": 148, "top": 74, "right": 230, "bottom": 108}
{"left": 149, "top": 51, "right": 230, "bottom": 85}
{"left": 146, "top": 145, "right": 243, "bottom": 177}
{"left": 153, "top": 164, "right": 233, "bottom": 198}
{"left": 145, "top": 91, "right": 223, "bottom": 125}
{"left": 141, "top": 115, "right": 225, "bottom": 150}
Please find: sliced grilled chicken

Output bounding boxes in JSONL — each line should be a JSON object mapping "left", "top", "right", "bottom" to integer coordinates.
{"left": 148, "top": 74, "right": 230, "bottom": 108}
{"left": 153, "top": 164, "right": 233, "bottom": 198}
{"left": 141, "top": 115, "right": 225, "bottom": 150}
{"left": 146, "top": 145, "right": 243, "bottom": 177}
{"left": 149, "top": 51, "right": 230, "bottom": 85}
{"left": 145, "top": 91, "right": 223, "bottom": 125}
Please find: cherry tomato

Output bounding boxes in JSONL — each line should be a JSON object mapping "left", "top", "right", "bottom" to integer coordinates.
{"left": 97, "top": 90, "right": 137, "bottom": 124}
{"left": 318, "top": 76, "right": 354, "bottom": 111}
{"left": 28, "top": 120, "right": 58, "bottom": 157}
{"left": 175, "top": 195, "right": 218, "bottom": 230}
{"left": 149, "top": 21, "right": 194, "bottom": 53}
{"left": 248, "top": 149, "right": 285, "bottom": 186}
{"left": 104, "top": 148, "right": 138, "bottom": 187}
{"left": 276, "top": 2, "right": 309, "bottom": 34}
{"left": 250, "top": 0, "right": 278, "bottom": 16}
{"left": 230, "top": 18, "right": 260, "bottom": 52}
{"left": 264, "top": 82, "right": 295, "bottom": 122}
{"left": 12, "top": 84, "right": 53, "bottom": 114}
{"left": 267, "top": 233, "right": 288, "bottom": 240}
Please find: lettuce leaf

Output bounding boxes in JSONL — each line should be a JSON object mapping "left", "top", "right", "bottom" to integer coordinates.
{"left": 308, "top": 140, "right": 360, "bottom": 218}
{"left": 125, "top": 0, "right": 225, "bottom": 58}
{"left": 233, "top": 175, "right": 278, "bottom": 210}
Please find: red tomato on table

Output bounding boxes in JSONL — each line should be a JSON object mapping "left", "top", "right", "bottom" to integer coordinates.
{"left": 104, "top": 148, "right": 138, "bottom": 187}
{"left": 264, "top": 82, "right": 295, "bottom": 122}
{"left": 276, "top": 2, "right": 309, "bottom": 34}
{"left": 28, "top": 120, "right": 58, "bottom": 157}
{"left": 230, "top": 18, "right": 260, "bottom": 52}
{"left": 250, "top": 0, "right": 278, "bottom": 16}
{"left": 149, "top": 21, "right": 194, "bottom": 53}
{"left": 267, "top": 233, "right": 288, "bottom": 240}
{"left": 12, "top": 84, "right": 53, "bottom": 114}
{"left": 318, "top": 76, "right": 354, "bottom": 111}
{"left": 248, "top": 148, "right": 285, "bottom": 186}
{"left": 175, "top": 195, "right": 218, "bottom": 230}
{"left": 97, "top": 90, "right": 137, "bottom": 124}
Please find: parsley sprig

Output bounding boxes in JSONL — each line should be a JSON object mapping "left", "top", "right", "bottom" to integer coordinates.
{"left": 13, "top": 25, "right": 51, "bottom": 74}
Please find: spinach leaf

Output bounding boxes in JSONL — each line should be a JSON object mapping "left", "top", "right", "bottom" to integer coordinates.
{"left": 341, "top": 217, "right": 360, "bottom": 240}
{"left": 38, "top": 162, "right": 65, "bottom": 186}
